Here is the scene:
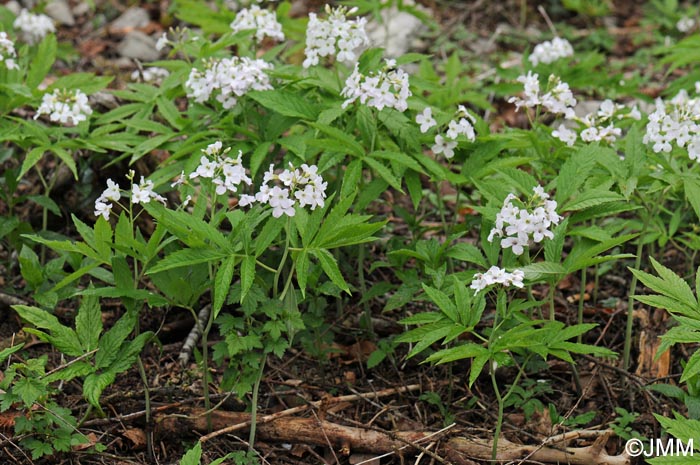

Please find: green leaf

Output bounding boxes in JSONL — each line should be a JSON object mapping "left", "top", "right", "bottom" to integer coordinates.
{"left": 425, "top": 343, "right": 487, "bottom": 365}
{"left": 95, "top": 309, "right": 136, "bottom": 369}
{"left": 28, "top": 195, "right": 61, "bottom": 216}
{"left": 19, "top": 147, "right": 46, "bottom": 180}
{"left": 83, "top": 371, "right": 115, "bottom": 409}
{"left": 295, "top": 250, "right": 310, "bottom": 297}
{"left": 27, "top": 34, "right": 57, "bottom": 89}
{"left": 14, "top": 377, "right": 45, "bottom": 406}
{"left": 213, "top": 256, "right": 236, "bottom": 319}
{"left": 682, "top": 351, "right": 700, "bottom": 384}
{"left": 544, "top": 218, "right": 568, "bottom": 264}
{"left": 520, "top": 262, "right": 566, "bottom": 280}
{"left": 12, "top": 305, "right": 83, "bottom": 357}
{"left": 341, "top": 159, "right": 362, "bottom": 200}
{"left": 147, "top": 248, "right": 230, "bottom": 274}
{"left": 555, "top": 145, "right": 597, "bottom": 204}
{"left": 180, "top": 442, "right": 202, "bottom": 465}
{"left": 240, "top": 255, "right": 256, "bottom": 302}
{"left": 248, "top": 89, "right": 319, "bottom": 120}
{"left": 561, "top": 189, "right": 624, "bottom": 212}
{"left": 422, "top": 284, "right": 458, "bottom": 322}
{"left": 446, "top": 243, "right": 487, "bottom": 268}
{"left": 19, "top": 245, "right": 43, "bottom": 289}
{"left": 369, "top": 150, "right": 425, "bottom": 174}
{"left": 364, "top": 157, "right": 403, "bottom": 192}
{"left": 255, "top": 216, "right": 284, "bottom": 257}
{"left": 312, "top": 249, "right": 350, "bottom": 294}
{"left": 75, "top": 293, "right": 102, "bottom": 352}
{"left": 310, "top": 123, "right": 364, "bottom": 157}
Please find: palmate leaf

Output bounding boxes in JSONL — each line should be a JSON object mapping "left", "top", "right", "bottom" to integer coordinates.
{"left": 631, "top": 257, "right": 700, "bottom": 318}
{"left": 12, "top": 305, "right": 82, "bottom": 357}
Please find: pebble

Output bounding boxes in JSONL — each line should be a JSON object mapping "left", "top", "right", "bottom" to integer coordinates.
{"left": 45, "top": 0, "right": 75, "bottom": 26}
{"left": 110, "top": 7, "right": 150, "bottom": 32}
{"left": 117, "top": 31, "right": 159, "bottom": 61}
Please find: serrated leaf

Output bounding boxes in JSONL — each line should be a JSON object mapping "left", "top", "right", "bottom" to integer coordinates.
{"left": 13, "top": 305, "right": 82, "bottom": 356}
{"left": 312, "top": 249, "right": 350, "bottom": 294}
{"left": 75, "top": 293, "right": 102, "bottom": 352}
{"left": 364, "top": 157, "right": 403, "bottom": 192}
{"left": 422, "top": 284, "right": 458, "bottom": 322}
{"left": 248, "top": 89, "right": 319, "bottom": 120}
{"left": 241, "top": 255, "right": 256, "bottom": 302}
{"left": 213, "top": 256, "right": 236, "bottom": 319}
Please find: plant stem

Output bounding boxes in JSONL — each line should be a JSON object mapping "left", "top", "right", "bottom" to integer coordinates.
{"left": 623, "top": 207, "right": 652, "bottom": 371}
{"left": 273, "top": 218, "right": 291, "bottom": 299}
{"left": 201, "top": 302, "right": 214, "bottom": 432}
{"left": 577, "top": 267, "right": 586, "bottom": 343}
{"left": 490, "top": 364, "right": 504, "bottom": 461}
{"left": 248, "top": 354, "right": 266, "bottom": 453}
{"left": 548, "top": 280, "right": 555, "bottom": 321}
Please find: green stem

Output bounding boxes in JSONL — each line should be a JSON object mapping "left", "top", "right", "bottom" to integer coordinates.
{"left": 548, "top": 281, "right": 555, "bottom": 321}
{"left": 623, "top": 207, "right": 652, "bottom": 371}
{"left": 248, "top": 355, "right": 267, "bottom": 453}
{"left": 577, "top": 267, "right": 586, "bottom": 343}
{"left": 273, "top": 218, "right": 291, "bottom": 299}
{"left": 490, "top": 364, "right": 504, "bottom": 461}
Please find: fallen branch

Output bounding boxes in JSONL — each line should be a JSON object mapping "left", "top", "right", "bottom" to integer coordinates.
{"left": 0, "top": 292, "right": 29, "bottom": 309}
{"left": 445, "top": 433, "right": 630, "bottom": 465}
{"left": 157, "top": 408, "right": 429, "bottom": 455}
{"left": 198, "top": 383, "right": 423, "bottom": 443}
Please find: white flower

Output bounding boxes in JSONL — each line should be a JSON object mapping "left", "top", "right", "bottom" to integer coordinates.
{"left": 341, "top": 60, "right": 412, "bottom": 112}
{"left": 230, "top": 5, "right": 284, "bottom": 42}
{"left": 94, "top": 200, "right": 112, "bottom": 220}
{"left": 529, "top": 37, "right": 574, "bottom": 66}
{"left": 155, "top": 32, "right": 169, "bottom": 51}
{"left": 34, "top": 89, "right": 93, "bottom": 126}
{"left": 416, "top": 107, "right": 437, "bottom": 133}
{"left": 13, "top": 9, "right": 55, "bottom": 45}
{"left": 0, "top": 32, "right": 19, "bottom": 70}
{"left": 246, "top": 163, "right": 327, "bottom": 217}
{"left": 131, "top": 67, "right": 170, "bottom": 85}
{"left": 470, "top": 266, "right": 525, "bottom": 294}
{"left": 643, "top": 90, "right": 700, "bottom": 161}
{"left": 131, "top": 177, "right": 166, "bottom": 205}
{"left": 303, "top": 5, "right": 369, "bottom": 68}
{"left": 489, "top": 185, "right": 561, "bottom": 256}
{"left": 101, "top": 179, "right": 121, "bottom": 202}
{"left": 431, "top": 134, "right": 457, "bottom": 159}
{"left": 186, "top": 57, "right": 273, "bottom": 108}
{"left": 188, "top": 143, "right": 253, "bottom": 197}
{"left": 171, "top": 171, "right": 186, "bottom": 188}
{"left": 552, "top": 124, "right": 576, "bottom": 146}
{"left": 509, "top": 73, "right": 576, "bottom": 119}
{"left": 677, "top": 16, "right": 696, "bottom": 33}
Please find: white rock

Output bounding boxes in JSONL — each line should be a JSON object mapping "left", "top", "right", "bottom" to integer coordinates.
{"left": 45, "top": 0, "right": 75, "bottom": 26}
{"left": 366, "top": 7, "right": 428, "bottom": 58}
{"left": 110, "top": 7, "right": 150, "bottom": 32}
{"left": 73, "top": 2, "right": 91, "bottom": 16}
{"left": 5, "top": 1, "right": 21, "bottom": 15}
{"left": 117, "top": 31, "right": 159, "bottom": 61}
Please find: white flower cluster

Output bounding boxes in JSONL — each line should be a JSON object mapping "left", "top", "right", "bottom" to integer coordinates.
{"left": 0, "top": 32, "right": 18, "bottom": 70}
{"left": 509, "top": 72, "right": 576, "bottom": 119}
{"left": 94, "top": 174, "right": 166, "bottom": 220}
{"left": 185, "top": 56, "right": 273, "bottom": 109}
{"left": 230, "top": 5, "right": 284, "bottom": 42}
{"left": 131, "top": 67, "right": 170, "bottom": 85}
{"left": 488, "top": 186, "right": 562, "bottom": 256}
{"left": 34, "top": 89, "right": 93, "bottom": 126}
{"left": 341, "top": 59, "right": 411, "bottom": 112}
{"left": 470, "top": 266, "right": 525, "bottom": 295}
{"left": 13, "top": 9, "right": 55, "bottom": 45}
{"left": 528, "top": 37, "right": 574, "bottom": 66}
{"left": 189, "top": 141, "right": 253, "bottom": 195}
{"left": 240, "top": 163, "right": 327, "bottom": 218}
{"left": 677, "top": 16, "right": 696, "bottom": 33}
{"left": 551, "top": 99, "right": 641, "bottom": 147}
{"left": 417, "top": 105, "right": 476, "bottom": 159}
{"left": 303, "top": 5, "right": 369, "bottom": 68}
{"left": 644, "top": 89, "right": 700, "bottom": 161}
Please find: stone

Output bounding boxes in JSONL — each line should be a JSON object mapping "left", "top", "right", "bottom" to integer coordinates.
{"left": 45, "top": 0, "right": 75, "bottom": 26}
{"left": 73, "top": 2, "right": 91, "bottom": 17}
{"left": 366, "top": 7, "right": 429, "bottom": 58}
{"left": 110, "top": 7, "right": 150, "bottom": 33}
{"left": 117, "top": 31, "right": 159, "bottom": 61}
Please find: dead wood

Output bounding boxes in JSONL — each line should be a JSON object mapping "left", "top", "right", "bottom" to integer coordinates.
{"left": 445, "top": 434, "right": 631, "bottom": 465}
{"left": 157, "top": 408, "right": 429, "bottom": 455}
